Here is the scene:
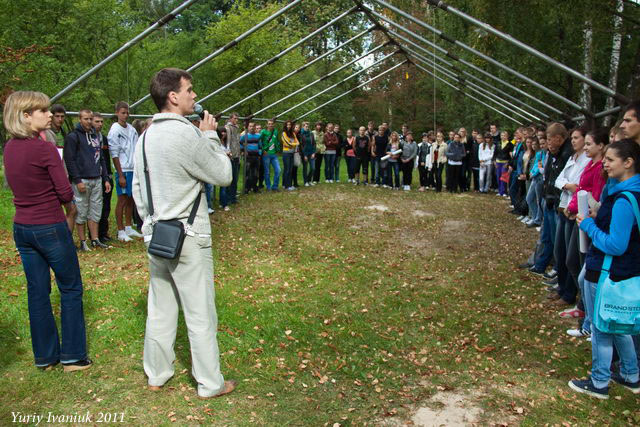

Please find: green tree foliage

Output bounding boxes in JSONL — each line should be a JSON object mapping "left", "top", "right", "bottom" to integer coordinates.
{"left": 1, "top": 0, "right": 640, "bottom": 138}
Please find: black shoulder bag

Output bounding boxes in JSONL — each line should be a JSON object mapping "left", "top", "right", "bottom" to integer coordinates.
{"left": 142, "top": 131, "right": 202, "bottom": 259}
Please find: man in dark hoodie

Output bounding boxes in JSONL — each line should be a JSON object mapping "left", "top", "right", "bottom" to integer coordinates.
{"left": 531, "top": 123, "right": 572, "bottom": 275}
{"left": 92, "top": 113, "right": 114, "bottom": 244}
{"left": 64, "top": 110, "right": 110, "bottom": 251}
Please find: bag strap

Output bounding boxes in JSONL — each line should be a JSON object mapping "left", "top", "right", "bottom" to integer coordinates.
{"left": 601, "top": 191, "right": 640, "bottom": 273}
{"left": 142, "top": 131, "right": 154, "bottom": 217}
{"left": 142, "top": 129, "right": 202, "bottom": 227}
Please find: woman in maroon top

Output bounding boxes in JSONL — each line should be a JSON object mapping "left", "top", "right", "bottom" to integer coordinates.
{"left": 3, "top": 91, "right": 90, "bottom": 372}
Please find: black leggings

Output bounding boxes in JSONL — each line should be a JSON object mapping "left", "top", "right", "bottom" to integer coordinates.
{"left": 418, "top": 167, "right": 428, "bottom": 187}
{"left": 402, "top": 161, "right": 413, "bottom": 186}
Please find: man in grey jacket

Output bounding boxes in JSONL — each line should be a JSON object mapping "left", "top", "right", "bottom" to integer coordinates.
{"left": 132, "top": 68, "right": 236, "bottom": 398}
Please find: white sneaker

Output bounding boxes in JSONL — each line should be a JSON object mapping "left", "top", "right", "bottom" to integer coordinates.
{"left": 287, "top": 186, "right": 295, "bottom": 191}
{"left": 125, "top": 226, "right": 143, "bottom": 238}
{"left": 403, "top": 185, "right": 410, "bottom": 191}
{"left": 516, "top": 215, "right": 524, "bottom": 221}
{"left": 118, "top": 230, "right": 133, "bottom": 242}
{"left": 566, "top": 328, "right": 591, "bottom": 338}
{"left": 536, "top": 226, "right": 541, "bottom": 232}
{"left": 224, "top": 206, "right": 230, "bottom": 211}
{"left": 520, "top": 217, "right": 529, "bottom": 224}
{"left": 304, "top": 182, "right": 309, "bottom": 187}
{"left": 208, "top": 208, "right": 215, "bottom": 214}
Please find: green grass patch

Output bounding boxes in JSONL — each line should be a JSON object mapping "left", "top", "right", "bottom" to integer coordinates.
{"left": 1, "top": 172, "right": 639, "bottom": 425}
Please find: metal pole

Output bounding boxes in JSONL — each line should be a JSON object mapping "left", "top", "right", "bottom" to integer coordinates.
{"left": 385, "top": 27, "right": 551, "bottom": 121}
{"left": 51, "top": 0, "right": 201, "bottom": 102}
{"left": 64, "top": 111, "right": 285, "bottom": 122}
{"left": 364, "top": 7, "right": 565, "bottom": 117}
{"left": 420, "top": 0, "right": 631, "bottom": 105}
{"left": 129, "top": 0, "right": 303, "bottom": 110}
{"left": 362, "top": 3, "right": 587, "bottom": 115}
{"left": 404, "top": 48, "right": 541, "bottom": 123}
{"left": 253, "top": 47, "right": 395, "bottom": 118}
{"left": 408, "top": 51, "right": 542, "bottom": 123}
{"left": 274, "top": 50, "right": 398, "bottom": 119}
{"left": 217, "top": 26, "right": 375, "bottom": 116}
{"left": 411, "top": 62, "right": 524, "bottom": 125}
{"left": 295, "top": 61, "right": 407, "bottom": 121}
{"left": 572, "top": 106, "right": 622, "bottom": 122}
{"left": 198, "top": 6, "right": 359, "bottom": 108}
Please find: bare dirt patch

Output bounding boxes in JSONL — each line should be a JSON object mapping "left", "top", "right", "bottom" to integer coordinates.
{"left": 411, "top": 391, "right": 482, "bottom": 426}
{"left": 365, "top": 204, "right": 390, "bottom": 212}
{"left": 443, "top": 219, "right": 466, "bottom": 233}
{"left": 413, "top": 210, "right": 435, "bottom": 218}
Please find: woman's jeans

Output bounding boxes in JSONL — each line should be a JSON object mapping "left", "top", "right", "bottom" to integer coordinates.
{"left": 578, "top": 265, "right": 590, "bottom": 333}
{"left": 495, "top": 162, "right": 508, "bottom": 195}
{"left": 303, "top": 156, "right": 315, "bottom": 184}
{"left": 388, "top": 162, "right": 400, "bottom": 188}
{"left": 263, "top": 154, "right": 281, "bottom": 190}
{"left": 220, "top": 187, "right": 229, "bottom": 207}
{"left": 13, "top": 221, "right": 87, "bottom": 366}
{"left": 583, "top": 278, "right": 639, "bottom": 389}
{"left": 282, "top": 152, "right": 293, "bottom": 189}
{"left": 324, "top": 153, "right": 336, "bottom": 181}
{"left": 479, "top": 163, "right": 493, "bottom": 192}
{"left": 526, "top": 174, "right": 543, "bottom": 224}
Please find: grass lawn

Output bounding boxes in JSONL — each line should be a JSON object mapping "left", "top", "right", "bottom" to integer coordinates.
{"left": 1, "top": 167, "right": 640, "bottom": 425}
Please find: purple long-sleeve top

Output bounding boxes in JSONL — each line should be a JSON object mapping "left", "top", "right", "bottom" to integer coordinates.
{"left": 4, "top": 137, "right": 74, "bottom": 224}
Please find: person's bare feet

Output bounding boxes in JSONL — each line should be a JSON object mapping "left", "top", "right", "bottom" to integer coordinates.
{"left": 199, "top": 380, "right": 237, "bottom": 399}
{"left": 148, "top": 385, "right": 162, "bottom": 391}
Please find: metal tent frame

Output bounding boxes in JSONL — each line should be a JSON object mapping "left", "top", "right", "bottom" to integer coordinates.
{"left": 50, "top": 0, "right": 630, "bottom": 126}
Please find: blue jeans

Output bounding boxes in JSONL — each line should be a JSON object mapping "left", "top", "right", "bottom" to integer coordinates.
{"left": 263, "top": 154, "right": 281, "bottom": 190}
{"left": 228, "top": 158, "right": 239, "bottom": 204}
{"left": 13, "top": 222, "right": 87, "bottom": 366}
{"left": 578, "top": 265, "right": 590, "bottom": 333}
{"left": 372, "top": 157, "right": 382, "bottom": 185}
{"left": 334, "top": 155, "right": 341, "bottom": 181}
{"left": 389, "top": 162, "right": 400, "bottom": 188}
{"left": 324, "top": 153, "right": 336, "bottom": 181}
{"left": 526, "top": 175, "right": 543, "bottom": 224}
{"left": 303, "top": 156, "right": 315, "bottom": 184}
{"left": 219, "top": 187, "right": 228, "bottom": 207}
{"left": 204, "top": 184, "right": 214, "bottom": 209}
{"left": 583, "top": 278, "right": 639, "bottom": 389}
{"left": 534, "top": 205, "right": 557, "bottom": 271}
{"left": 282, "top": 152, "right": 293, "bottom": 189}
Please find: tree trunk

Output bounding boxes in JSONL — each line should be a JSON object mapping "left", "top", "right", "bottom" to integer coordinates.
{"left": 604, "top": 0, "right": 624, "bottom": 127}
{"left": 579, "top": 20, "right": 593, "bottom": 115}
{"left": 626, "top": 42, "right": 640, "bottom": 101}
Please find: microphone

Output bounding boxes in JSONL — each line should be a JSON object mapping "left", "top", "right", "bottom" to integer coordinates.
{"left": 193, "top": 103, "right": 205, "bottom": 119}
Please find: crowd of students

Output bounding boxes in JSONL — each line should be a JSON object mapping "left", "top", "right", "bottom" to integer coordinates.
{"left": 5, "top": 89, "right": 640, "bottom": 400}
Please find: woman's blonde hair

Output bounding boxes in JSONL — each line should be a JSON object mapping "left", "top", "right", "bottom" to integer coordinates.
{"left": 3, "top": 91, "right": 50, "bottom": 139}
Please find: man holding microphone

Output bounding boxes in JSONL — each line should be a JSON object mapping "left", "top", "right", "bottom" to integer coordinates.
{"left": 132, "top": 68, "right": 236, "bottom": 398}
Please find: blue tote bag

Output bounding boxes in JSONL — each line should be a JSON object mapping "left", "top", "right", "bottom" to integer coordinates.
{"left": 593, "top": 191, "right": 640, "bottom": 335}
